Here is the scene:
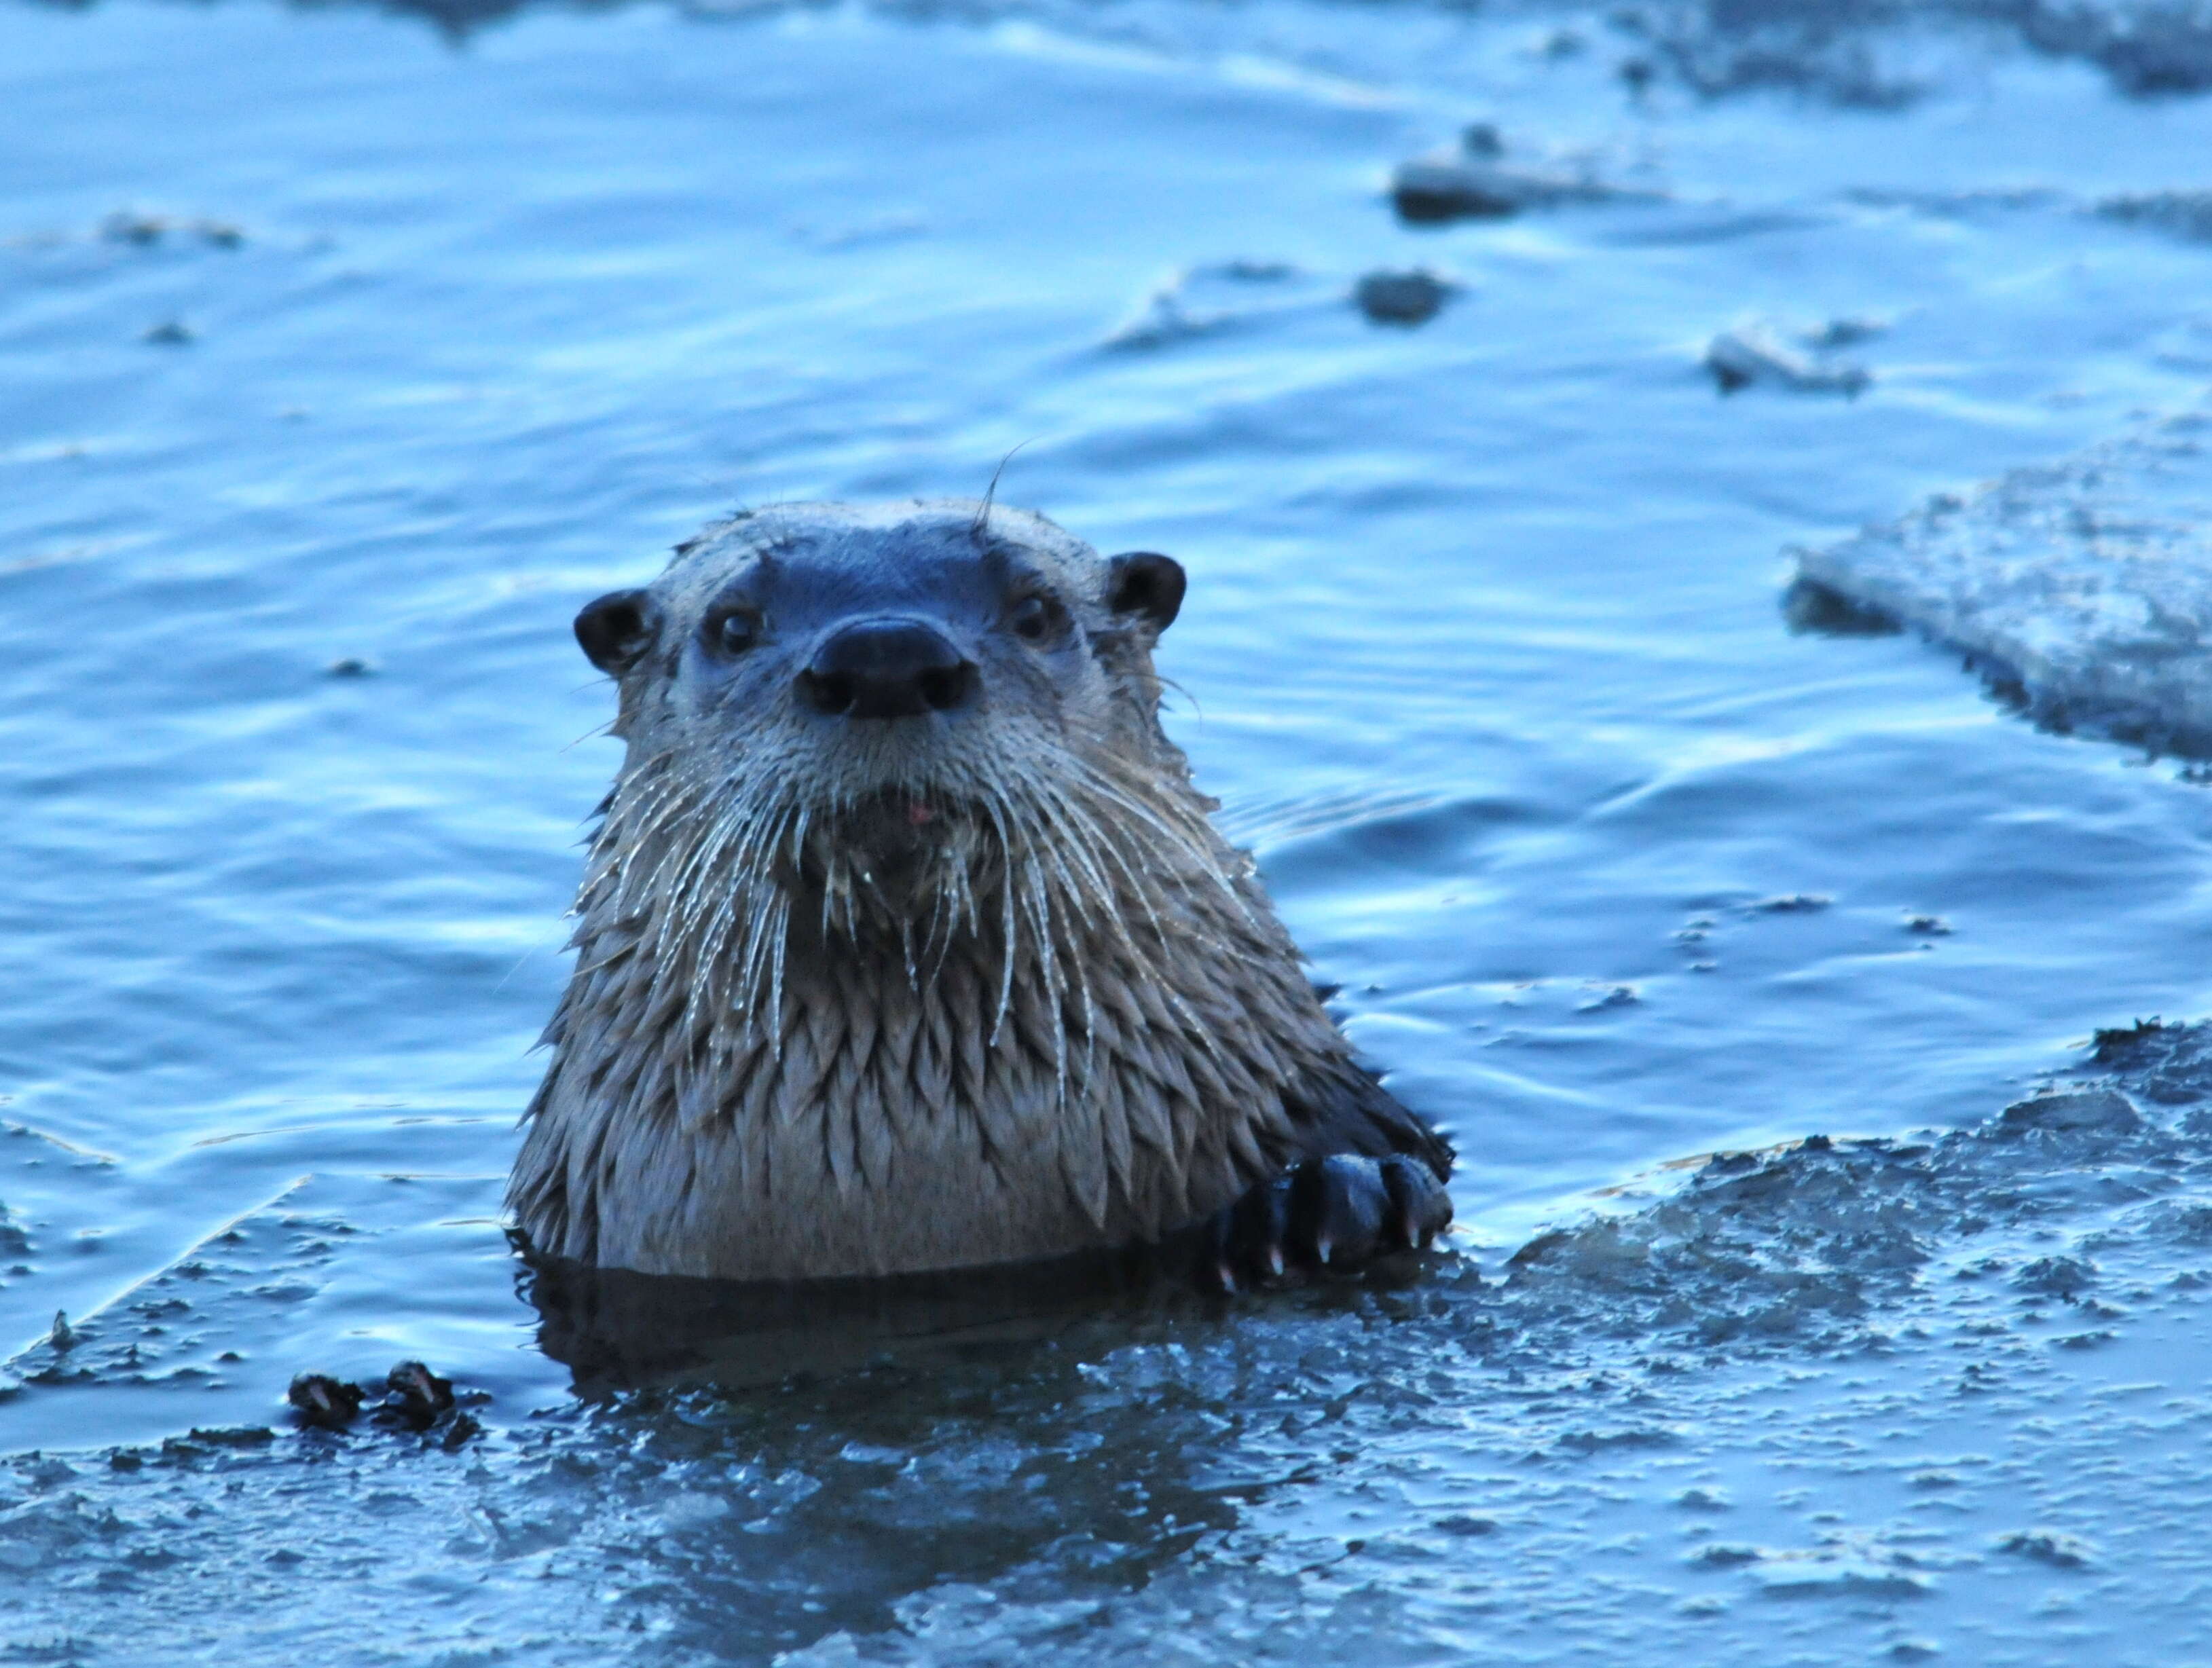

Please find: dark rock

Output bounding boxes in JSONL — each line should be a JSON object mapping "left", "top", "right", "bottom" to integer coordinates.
{"left": 1353, "top": 270, "right": 1455, "bottom": 327}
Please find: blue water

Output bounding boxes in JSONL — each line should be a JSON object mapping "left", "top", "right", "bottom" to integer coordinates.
{"left": 8, "top": 0, "right": 2212, "bottom": 1658}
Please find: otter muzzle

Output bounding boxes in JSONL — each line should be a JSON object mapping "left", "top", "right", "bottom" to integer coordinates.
{"left": 796, "top": 617, "right": 978, "bottom": 720}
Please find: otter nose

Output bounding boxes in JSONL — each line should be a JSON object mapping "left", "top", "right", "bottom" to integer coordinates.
{"left": 796, "top": 618, "right": 978, "bottom": 720}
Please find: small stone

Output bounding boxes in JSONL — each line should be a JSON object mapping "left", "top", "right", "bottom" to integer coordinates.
{"left": 1354, "top": 269, "right": 1456, "bottom": 327}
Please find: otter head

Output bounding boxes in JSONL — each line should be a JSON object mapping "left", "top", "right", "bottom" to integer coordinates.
{"left": 571, "top": 500, "right": 1204, "bottom": 962}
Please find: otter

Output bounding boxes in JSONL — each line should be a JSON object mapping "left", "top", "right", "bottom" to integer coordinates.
{"left": 509, "top": 500, "right": 1452, "bottom": 1289}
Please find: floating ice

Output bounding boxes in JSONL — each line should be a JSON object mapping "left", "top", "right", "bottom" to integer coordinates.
{"left": 1796, "top": 411, "right": 2212, "bottom": 753}
{"left": 1705, "top": 319, "right": 1873, "bottom": 395}
{"left": 1101, "top": 261, "right": 1325, "bottom": 350}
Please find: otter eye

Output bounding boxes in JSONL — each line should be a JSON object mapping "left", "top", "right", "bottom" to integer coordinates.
{"left": 708, "top": 608, "right": 763, "bottom": 656}
{"left": 1008, "top": 594, "right": 1059, "bottom": 644}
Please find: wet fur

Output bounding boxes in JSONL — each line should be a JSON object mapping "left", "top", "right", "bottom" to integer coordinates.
{"left": 509, "top": 500, "right": 1449, "bottom": 1280}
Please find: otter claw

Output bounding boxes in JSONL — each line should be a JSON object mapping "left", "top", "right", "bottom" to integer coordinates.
{"left": 1204, "top": 1153, "right": 1451, "bottom": 1288}
{"left": 1381, "top": 1151, "right": 1453, "bottom": 1250}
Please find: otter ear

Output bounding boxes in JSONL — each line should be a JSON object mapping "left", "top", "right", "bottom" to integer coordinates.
{"left": 574, "top": 589, "right": 660, "bottom": 675}
{"left": 1105, "top": 552, "right": 1185, "bottom": 633}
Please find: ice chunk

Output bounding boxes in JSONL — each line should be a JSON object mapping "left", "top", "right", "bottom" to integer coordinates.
{"left": 1795, "top": 411, "right": 2212, "bottom": 754}
{"left": 1705, "top": 320, "right": 1871, "bottom": 395}
{"left": 1390, "top": 123, "right": 1662, "bottom": 223}
{"left": 1997, "top": 1529, "right": 2095, "bottom": 1568}
{"left": 2000, "top": 1088, "right": 2143, "bottom": 1134}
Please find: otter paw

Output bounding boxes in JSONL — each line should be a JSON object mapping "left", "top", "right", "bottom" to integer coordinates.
{"left": 1207, "top": 1154, "right": 1451, "bottom": 1291}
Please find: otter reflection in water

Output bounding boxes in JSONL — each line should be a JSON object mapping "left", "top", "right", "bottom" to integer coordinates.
{"left": 509, "top": 499, "right": 1451, "bottom": 1360}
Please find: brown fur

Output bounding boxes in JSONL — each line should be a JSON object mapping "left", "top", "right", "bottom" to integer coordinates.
{"left": 509, "top": 500, "right": 1437, "bottom": 1281}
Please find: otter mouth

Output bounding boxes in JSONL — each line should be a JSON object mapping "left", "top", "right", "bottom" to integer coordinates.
{"left": 835, "top": 787, "right": 964, "bottom": 848}
{"left": 799, "top": 786, "right": 993, "bottom": 916}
